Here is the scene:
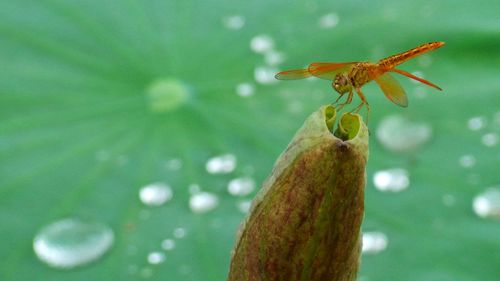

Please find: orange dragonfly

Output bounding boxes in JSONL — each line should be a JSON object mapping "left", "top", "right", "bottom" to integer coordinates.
{"left": 275, "top": 42, "right": 444, "bottom": 113}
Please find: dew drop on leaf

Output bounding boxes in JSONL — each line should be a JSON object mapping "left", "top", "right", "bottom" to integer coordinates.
{"left": 250, "top": 34, "right": 274, "bottom": 54}
{"left": 227, "top": 177, "right": 255, "bottom": 196}
{"left": 459, "top": 154, "right": 476, "bottom": 168}
{"left": 236, "top": 83, "right": 255, "bottom": 97}
{"left": 362, "top": 231, "right": 388, "bottom": 254}
{"left": 318, "top": 13, "right": 339, "bottom": 29}
{"left": 206, "top": 154, "right": 237, "bottom": 174}
{"left": 33, "top": 218, "right": 114, "bottom": 269}
{"left": 237, "top": 200, "right": 252, "bottom": 214}
{"left": 189, "top": 192, "right": 219, "bottom": 214}
{"left": 467, "top": 116, "right": 487, "bottom": 131}
{"left": 254, "top": 66, "right": 279, "bottom": 85}
{"left": 481, "top": 132, "right": 498, "bottom": 147}
{"left": 161, "top": 239, "right": 176, "bottom": 251}
{"left": 173, "top": 228, "right": 187, "bottom": 239}
{"left": 222, "top": 15, "right": 245, "bottom": 30}
{"left": 376, "top": 115, "right": 432, "bottom": 153}
{"left": 373, "top": 168, "right": 410, "bottom": 192}
{"left": 473, "top": 188, "right": 500, "bottom": 219}
{"left": 147, "top": 251, "right": 166, "bottom": 265}
{"left": 139, "top": 183, "right": 173, "bottom": 206}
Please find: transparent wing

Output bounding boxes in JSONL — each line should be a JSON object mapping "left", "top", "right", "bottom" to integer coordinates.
{"left": 375, "top": 72, "right": 408, "bottom": 107}
{"left": 390, "top": 69, "right": 442, "bottom": 90}
{"left": 307, "top": 62, "right": 357, "bottom": 80}
{"left": 275, "top": 69, "right": 311, "bottom": 80}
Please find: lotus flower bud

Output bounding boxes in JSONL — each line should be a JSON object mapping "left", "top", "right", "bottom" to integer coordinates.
{"left": 228, "top": 105, "right": 369, "bottom": 281}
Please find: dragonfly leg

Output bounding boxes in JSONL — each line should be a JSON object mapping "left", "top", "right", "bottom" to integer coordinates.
{"left": 331, "top": 93, "right": 345, "bottom": 105}
{"left": 352, "top": 88, "right": 370, "bottom": 124}
{"left": 336, "top": 90, "right": 353, "bottom": 111}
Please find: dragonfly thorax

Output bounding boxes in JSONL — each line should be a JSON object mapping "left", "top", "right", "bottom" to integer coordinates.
{"left": 333, "top": 73, "right": 352, "bottom": 95}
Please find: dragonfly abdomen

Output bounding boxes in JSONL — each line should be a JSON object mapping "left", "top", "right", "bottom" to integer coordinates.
{"left": 377, "top": 42, "right": 444, "bottom": 69}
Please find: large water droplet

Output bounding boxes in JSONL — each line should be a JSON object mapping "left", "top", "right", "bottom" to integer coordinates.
{"left": 139, "top": 182, "right": 173, "bottom": 206}
{"left": 473, "top": 188, "right": 500, "bottom": 219}
{"left": 206, "top": 154, "right": 237, "bottom": 174}
{"left": 373, "top": 168, "right": 409, "bottom": 192}
{"left": 228, "top": 177, "right": 255, "bottom": 196}
{"left": 147, "top": 251, "right": 165, "bottom": 265}
{"left": 376, "top": 115, "right": 432, "bottom": 152}
{"left": 318, "top": 13, "right": 340, "bottom": 28}
{"left": 146, "top": 78, "right": 189, "bottom": 113}
{"left": 189, "top": 192, "right": 219, "bottom": 214}
{"left": 250, "top": 34, "right": 274, "bottom": 54}
{"left": 33, "top": 218, "right": 114, "bottom": 269}
{"left": 362, "top": 232, "right": 388, "bottom": 254}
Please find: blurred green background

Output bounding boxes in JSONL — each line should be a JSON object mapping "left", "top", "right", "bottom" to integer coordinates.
{"left": 1, "top": 0, "right": 499, "bottom": 280}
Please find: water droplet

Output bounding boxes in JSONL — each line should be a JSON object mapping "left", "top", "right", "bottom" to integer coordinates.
{"left": 237, "top": 200, "right": 252, "bottom": 213}
{"left": 147, "top": 251, "right": 165, "bottom": 265}
{"left": 254, "top": 66, "right": 279, "bottom": 85}
{"left": 206, "top": 154, "right": 237, "bottom": 174}
{"left": 459, "top": 154, "right": 476, "bottom": 168}
{"left": 222, "top": 15, "right": 245, "bottom": 30}
{"left": 373, "top": 168, "right": 409, "bottom": 192}
{"left": 318, "top": 13, "right": 339, "bottom": 28}
{"left": 139, "top": 182, "right": 173, "bottom": 206}
{"left": 481, "top": 132, "right": 498, "bottom": 147}
{"left": 165, "top": 158, "right": 182, "bottom": 171}
{"left": 250, "top": 34, "right": 274, "bottom": 54}
{"left": 473, "top": 188, "right": 500, "bottom": 219}
{"left": 362, "top": 232, "right": 388, "bottom": 254}
{"left": 161, "top": 239, "right": 176, "bottom": 250}
{"left": 376, "top": 115, "right": 432, "bottom": 152}
{"left": 264, "top": 50, "right": 285, "bottom": 66}
{"left": 146, "top": 78, "right": 189, "bottom": 113}
{"left": 228, "top": 177, "right": 255, "bottom": 196}
{"left": 467, "top": 116, "right": 487, "bottom": 131}
{"left": 236, "top": 83, "right": 255, "bottom": 97}
{"left": 189, "top": 192, "right": 219, "bottom": 214}
{"left": 33, "top": 218, "right": 114, "bottom": 269}
{"left": 173, "top": 228, "right": 186, "bottom": 239}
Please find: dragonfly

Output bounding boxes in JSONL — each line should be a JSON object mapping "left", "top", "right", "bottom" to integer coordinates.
{"left": 275, "top": 42, "right": 445, "bottom": 114}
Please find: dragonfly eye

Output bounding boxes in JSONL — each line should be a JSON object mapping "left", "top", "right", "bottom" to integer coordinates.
{"left": 333, "top": 74, "right": 350, "bottom": 94}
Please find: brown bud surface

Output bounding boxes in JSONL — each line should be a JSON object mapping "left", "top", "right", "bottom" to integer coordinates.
{"left": 228, "top": 105, "right": 369, "bottom": 281}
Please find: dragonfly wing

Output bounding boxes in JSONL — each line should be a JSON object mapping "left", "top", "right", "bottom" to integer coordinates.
{"left": 375, "top": 72, "right": 408, "bottom": 107}
{"left": 275, "top": 69, "right": 311, "bottom": 80}
{"left": 308, "top": 62, "right": 357, "bottom": 80}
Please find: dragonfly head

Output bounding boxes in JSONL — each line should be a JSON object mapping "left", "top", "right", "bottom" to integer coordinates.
{"left": 333, "top": 73, "right": 352, "bottom": 95}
